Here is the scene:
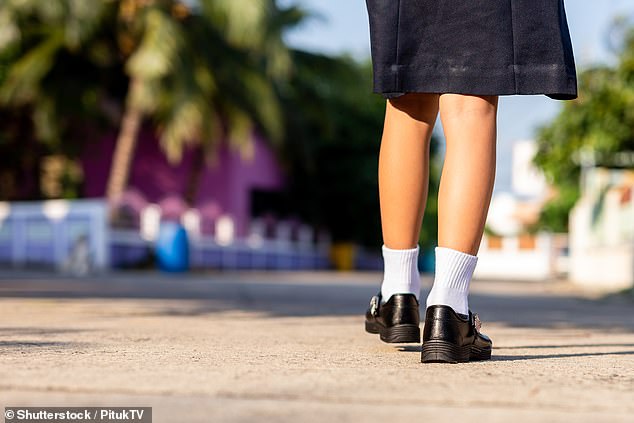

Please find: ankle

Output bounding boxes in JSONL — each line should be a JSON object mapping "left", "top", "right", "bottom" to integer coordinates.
{"left": 425, "top": 246, "right": 477, "bottom": 315}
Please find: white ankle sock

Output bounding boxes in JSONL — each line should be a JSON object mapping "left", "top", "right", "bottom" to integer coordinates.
{"left": 380, "top": 245, "right": 421, "bottom": 303}
{"left": 426, "top": 246, "right": 478, "bottom": 315}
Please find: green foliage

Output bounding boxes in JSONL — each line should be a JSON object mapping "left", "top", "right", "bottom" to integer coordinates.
{"left": 0, "top": 0, "right": 298, "bottom": 201}
{"left": 278, "top": 53, "right": 383, "bottom": 245}
{"left": 279, "top": 54, "right": 441, "bottom": 248}
{"left": 533, "top": 21, "right": 634, "bottom": 231}
{"left": 532, "top": 184, "right": 580, "bottom": 233}
{"left": 0, "top": 0, "right": 110, "bottom": 149}
{"left": 0, "top": 0, "right": 292, "bottom": 160}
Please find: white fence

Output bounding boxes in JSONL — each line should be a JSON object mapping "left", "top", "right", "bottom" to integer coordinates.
{"left": 474, "top": 233, "right": 566, "bottom": 281}
{"left": 110, "top": 228, "right": 331, "bottom": 270}
{"left": 0, "top": 199, "right": 331, "bottom": 272}
{"left": 568, "top": 168, "right": 634, "bottom": 290}
{"left": 0, "top": 199, "right": 110, "bottom": 271}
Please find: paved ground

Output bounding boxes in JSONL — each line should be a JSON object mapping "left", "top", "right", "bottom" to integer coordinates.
{"left": 1, "top": 270, "right": 633, "bottom": 422}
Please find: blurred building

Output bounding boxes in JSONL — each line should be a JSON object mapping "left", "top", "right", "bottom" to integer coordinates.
{"left": 82, "top": 129, "right": 285, "bottom": 238}
{"left": 475, "top": 140, "right": 566, "bottom": 281}
{"left": 569, "top": 167, "right": 634, "bottom": 290}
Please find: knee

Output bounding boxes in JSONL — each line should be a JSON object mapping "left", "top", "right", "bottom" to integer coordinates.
{"left": 387, "top": 93, "right": 439, "bottom": 121}
{"left": 440, "top": 94, "right": 498, "bottom": 119}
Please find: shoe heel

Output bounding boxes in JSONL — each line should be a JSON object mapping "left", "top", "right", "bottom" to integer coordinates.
{"left": 365, "top": 321, "right": 380, "bottom": 334}
{"left": 421, "top": 340, "right": 470, "bottom": 363}
{"left": 469, "top": 345, "right": 492, "bottom": 361}
{"left": 379, "top": 324, "right": 420, "bottom": 343}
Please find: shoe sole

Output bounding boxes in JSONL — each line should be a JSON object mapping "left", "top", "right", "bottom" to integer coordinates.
{"left": 365, "top": 321, "right": 420, "bottom": 343}
{"left": 421, "top": 340, "right": 492, "bottom": 363}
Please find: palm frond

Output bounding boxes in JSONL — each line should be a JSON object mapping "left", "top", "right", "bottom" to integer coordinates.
{"left": 0, "top": 8, "right": 20, "bottom": 51}
{"left": 126, "top": 7, "right": 186, "bottom": 113}
{"left": 0, "top": 29, "right": 64, "bottom": 105}
{"left": 199, "top": 0, "right": 270, "bottom": 49}
{"left": 160, "top": 95, "right": 207, "bottom": 162}
{"left": 126, "top": 8, "right": 184, "bottom": 79}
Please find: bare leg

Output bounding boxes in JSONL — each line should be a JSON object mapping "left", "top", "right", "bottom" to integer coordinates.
{"left": 437, "top": 94, "right": 498, "bottom": 255}
{"left": 412, "top": 93, "right": 499, "bottom": 363}
{"left": 379, "top": 93, "right": 439, "bottom": 250}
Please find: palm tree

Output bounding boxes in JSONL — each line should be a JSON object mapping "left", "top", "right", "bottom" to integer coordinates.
{"left": 0, "top": 0, "right": 303, "bottom": 205}
{"left": 0, "top": 0, "right": 109, "bottom": 138}
{"left": 0, "top": 0, "right": 111, "bottom": 200}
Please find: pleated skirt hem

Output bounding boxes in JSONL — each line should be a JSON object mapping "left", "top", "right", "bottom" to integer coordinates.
{"left": 374, "top": 63, "right": 578, "bottom": 100}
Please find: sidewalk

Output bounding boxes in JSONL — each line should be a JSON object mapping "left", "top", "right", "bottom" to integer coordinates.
{"left": 1, "top": 271, "right": 633, "bottom": 422}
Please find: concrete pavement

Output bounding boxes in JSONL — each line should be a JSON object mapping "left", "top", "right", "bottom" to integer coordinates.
{"left": 1, "top": 270, "right": 633, "bottom": 422}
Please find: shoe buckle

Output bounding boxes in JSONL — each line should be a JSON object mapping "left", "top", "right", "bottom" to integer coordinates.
{"left": 473, "top": 313, "right": 482, "bottom": 332}
{"left": 369, "top": 295, "right": 380, "bottom": 317}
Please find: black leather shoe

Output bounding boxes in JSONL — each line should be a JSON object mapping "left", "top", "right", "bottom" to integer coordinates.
{"left": 365, "top": 293, "right": 420, "bottom": 343}
{"left": 421, "top": 305, "right": 492, "bottom": 363}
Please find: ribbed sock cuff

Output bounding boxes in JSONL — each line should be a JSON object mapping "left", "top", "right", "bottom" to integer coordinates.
{"left": 426, "top": 246, "right": 478, "bottom": 315}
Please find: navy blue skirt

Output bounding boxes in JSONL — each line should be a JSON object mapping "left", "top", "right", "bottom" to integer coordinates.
{"left": 366, "top": 0, "right": 578, "bottom": 100}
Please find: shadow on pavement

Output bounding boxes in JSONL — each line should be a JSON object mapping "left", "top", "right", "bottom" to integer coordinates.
{"left": 395, "top": 344, "right": 634, "bottom": 361}
{"left": 492, "top": 350, "right": 634, "bottom": 361}
{"left": 0, "top": 327, "right": 94, "bottom": 336}
{"left": 1, "top": 272, "right": 633, "bottom": 332}
{"left": 0, "top": 340, "right": 88, "bottom": 349}
{"left": 494, "top": 343, "right": 634, "bottom": 349}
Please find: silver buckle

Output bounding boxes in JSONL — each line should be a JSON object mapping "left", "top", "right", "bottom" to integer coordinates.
{"left": 369, "top": 295, "right": 380, "bottom": 317}
{"left": 473, "top": 313, "right": 482, "bottom": 332}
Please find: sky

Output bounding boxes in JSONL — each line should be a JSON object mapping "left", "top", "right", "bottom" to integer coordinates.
{"left": 279, "top": 0, "right": 634, "bottom": 193}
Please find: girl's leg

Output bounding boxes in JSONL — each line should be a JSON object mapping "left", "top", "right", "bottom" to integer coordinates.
{"left": 426, "top": 94, "right": 498, "bottom": 315}
{"left": 378, "top": 93, "right": 439, "bottom": 303}
{"left": 437, "top": 94, "right": 498, "bottom": 254}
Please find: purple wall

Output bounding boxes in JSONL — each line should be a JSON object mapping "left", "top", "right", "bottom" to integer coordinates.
{"left": 81, "top": 129, "right": 286, "bottom": 236}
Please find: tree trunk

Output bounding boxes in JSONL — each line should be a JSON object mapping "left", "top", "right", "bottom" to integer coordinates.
{"left": 184, "top": 146, "right": 206, "bottom": 207}
{"left": 106, "top": 78, "right": 143, "bottom": 204}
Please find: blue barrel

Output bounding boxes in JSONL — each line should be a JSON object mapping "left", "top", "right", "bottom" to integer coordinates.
{"left": 418, "top": 248, "right": 436, "bottom": 273}
{"left": 155, "top": 221, "right": 190, "bottom": 272}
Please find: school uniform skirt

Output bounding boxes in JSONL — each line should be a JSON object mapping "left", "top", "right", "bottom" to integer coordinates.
{"left": 366, "top": 0, "right": 578, "bottom": 100}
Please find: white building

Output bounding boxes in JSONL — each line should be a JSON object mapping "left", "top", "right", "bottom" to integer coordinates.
{"left": 474, "top": 140, "right": 564, "bottom": 281}
{"left": 568, "top": 167, "right": 634, "bottom": 291}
